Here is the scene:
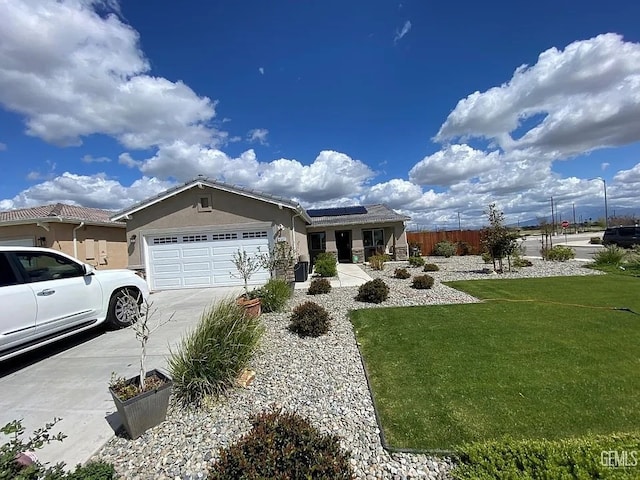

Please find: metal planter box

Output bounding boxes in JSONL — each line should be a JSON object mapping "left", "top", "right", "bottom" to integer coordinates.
{"left": 109, "top": 369, "right": 172, "bottom": 439}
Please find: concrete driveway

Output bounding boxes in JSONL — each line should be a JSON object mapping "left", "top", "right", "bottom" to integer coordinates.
{"left": 0, "top": 286, "right": 242, "bottom": 469}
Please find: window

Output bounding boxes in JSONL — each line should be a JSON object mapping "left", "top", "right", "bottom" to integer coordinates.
{"left": 152, "top": 237, "right": 178, "bottom": 245}
{"left": 362, "top": 229, "right": 384, "bottom": 248}
{"left": 211, "top": 233, "right": 238, "bottom": 241}
{"left": 182, "top": 234, "right": 208, "bottom": 242}
{"left": 309, "top": 232, "right": 326, "bottom": 251}
{"left": 0, "top": 254, "right": 19, "bottom": 287}
{"left": 198, "top": 195, "right": 213, "bottom": 212}
{"left": 15, "top": 252, "right": 83, "bottom": 283}
{"left": 242, "top": 231, "right": 268, "bottom": 239}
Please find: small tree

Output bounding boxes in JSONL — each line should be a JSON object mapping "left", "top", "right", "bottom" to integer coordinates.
{"left": 259, "top": 241, "right": 296, "bottom": 282}
{"left": 481, "top": 203, "right": 518, "bottom": 272}
{"left": 232, "top": 249, "right": 263, "bottom": 297}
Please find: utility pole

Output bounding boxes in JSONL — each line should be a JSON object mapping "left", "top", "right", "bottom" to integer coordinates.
{"left": 572, "top": 203, "right": 577, "bottom": 234}
{"left": 550, "top": 196, "right": 555, "bottom": 236}
{"left": 457, "top": 211, "right": 461, "bottom": 231}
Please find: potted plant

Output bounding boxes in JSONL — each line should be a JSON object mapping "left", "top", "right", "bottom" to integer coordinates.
{"left": 109, "top": 295, "right": 174, "bottom": 439}
{"left": 231, "top": 249, "right": 263, "bottom": 317}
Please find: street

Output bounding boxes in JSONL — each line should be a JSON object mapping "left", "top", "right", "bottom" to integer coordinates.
{"left": 520, "top": 232, "right": 604, "bottom": 261}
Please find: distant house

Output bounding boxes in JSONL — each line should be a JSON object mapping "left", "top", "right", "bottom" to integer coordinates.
{"left": 0, "top": 203, "right": 127, "bottom": 269}
{"left": 111, "top": 177, "right": 411, "bottom": 291}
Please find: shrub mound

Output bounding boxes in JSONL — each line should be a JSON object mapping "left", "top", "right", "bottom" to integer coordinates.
{"left": 307, "top": 278, "right": 331, "bottom": 295}
{"left": 209, "top": 408, "right": 353, "bottom": 480}
{"left": 433, "top": 241, "right": 456, "bottom": 258}
{"left": 168, "top": 298, "right": 265, "bottom": 407}
{"left": 411, "top": 274, "right": 434, "bottom": 289}
{"left": 541, "top": 245, "right": 575, "bottom": 262}
{"left": 453, "top": 433, "right": 640, "bottom": 480}
{"left": 592, "top": 244, "right": 625, "bottom": 267}
{"left": 356, "top": 278, "right": 389, "bottom": 304}
{"left": 1, "top": 419, "right": 117, "bottom": 480}
{"left": 457, "top": 241, "right": 472, "bottom": 255}
{"left": 393, "top": 267, "right": 411, "bottom": 279}
{"left": 423, "top": 263, "right": 440, "bottom": 272}
{"left": 254, "top": 278, "right": 291, "bottom": 313}
{"left": 289, "top": 301, "right": 330, "bottom": 337}
{"left": 313, "top": 252, "right": 337, "bottom": 277}
{"left": 369, "top": 254, "right": 390, "bottom": 271}
{"left": 408, "top": 256, "right": 425, "bottom": 267}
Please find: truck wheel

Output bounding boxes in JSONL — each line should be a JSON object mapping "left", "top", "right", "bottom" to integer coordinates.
{"left": 107, "top": 288, "right": 141, "bottom": 328}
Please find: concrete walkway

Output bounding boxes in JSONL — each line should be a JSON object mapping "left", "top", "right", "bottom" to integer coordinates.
{"left": 294, "top": 262, "right": 372, "bottom": 290}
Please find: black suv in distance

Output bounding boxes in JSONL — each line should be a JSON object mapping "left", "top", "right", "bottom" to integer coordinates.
{"left": 602, "top": 226, "right": 640, "bottom": 247}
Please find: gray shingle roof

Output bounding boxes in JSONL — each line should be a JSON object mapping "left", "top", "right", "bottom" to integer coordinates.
{"left": 0, "top": 203, "right": 125, "bottom": 226}
{"left": 308, "top": 204, "right": 410, "bottom": 227}
{"left": 111, "top": 176, "right": 312, "bottom": 223}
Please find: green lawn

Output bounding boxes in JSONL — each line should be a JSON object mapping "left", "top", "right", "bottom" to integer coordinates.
{"left": 350, "top": 275, "right": 640, "bottom": 451}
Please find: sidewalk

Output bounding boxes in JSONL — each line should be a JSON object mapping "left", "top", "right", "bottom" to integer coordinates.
{"left": 294, "top": 263, "right": 372, "bottom": 290}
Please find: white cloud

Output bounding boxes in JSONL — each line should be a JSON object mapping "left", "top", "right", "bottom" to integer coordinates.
{"left": 601, "top": 162, "right": 610, "bottom": 171}
{"left": 409, "top": 144, "right": 501, "bottom": 186}
{"left": 394, "top": 20, "right": 412, "bottom": 44}
{"left": 1, "top": 172, "right": 174, "bottom": 210}
{"left": 613, "top": 163, "right": 640, "bottom": 183}
{"left": 118, "top": 152, "right": 141, "bottom": 168}
{"left": 0, "top": 0, "right": 222, "bottom": 149}
{"left": 134, "top": 145, "right": 375, "bottom": 203}
{"left": 82, "top": 154, "right": 111, "bottom": 163}
{"left": 247, "top": 128, "right": 269, "bottom": 145}
{"left": 258, "top": 67, "right": 265, "bottom": 75}
{"left": 360, "top": 179, "right": 423, "bottom": 208}
{"left": 435, "top": 34, "right": 640, "bottom": 160}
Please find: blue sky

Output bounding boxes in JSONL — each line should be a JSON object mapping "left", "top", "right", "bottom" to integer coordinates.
{"left": 1, "top": 0, "right": 640, "bottom": 228}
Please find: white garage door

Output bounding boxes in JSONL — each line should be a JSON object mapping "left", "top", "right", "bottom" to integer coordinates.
{"left": 147, "top": 230, "right": 271, "bottom": 290}
{"left": 0, "top": 238, "right": 34, "bottom": 246}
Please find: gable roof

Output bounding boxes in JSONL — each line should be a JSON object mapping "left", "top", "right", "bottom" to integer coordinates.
{"left": 308, "top": 204, "right": 410, "bottom": 227}
{"left": 0, "top": 203, "right": 125, "bottom": 227}
{"left": 110, "top": 176, "right": 312, "bottom": 223}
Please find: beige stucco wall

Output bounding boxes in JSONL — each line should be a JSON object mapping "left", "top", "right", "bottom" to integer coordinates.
{"left": 125, "top": 186, "right": 310, "bottom": 269}
{"left": 0, "top": 223, "right": 127, "bottom": 269}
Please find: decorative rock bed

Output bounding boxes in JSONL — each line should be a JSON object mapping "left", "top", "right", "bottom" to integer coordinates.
{"left": 94, "top": 256, "right": 601, "bottom": 479}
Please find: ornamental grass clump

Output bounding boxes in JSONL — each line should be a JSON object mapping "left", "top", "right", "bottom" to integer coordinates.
{"left": 313, "top": 252, "right": 337, "bottom": 277}
{"left": 592, "top": 244, "right": 625, "bottom": 267}
{"left": 393, "top": 267, "right": 411, "bottom": 279}
{"left": 433, "top": 241, "right": 456, "bottom": 258}
{"left": 307, "top": 278, "right": 331, "bottom": 295}
{"left": 423, "top": 263, "right": 439, "bottom": 272}
{"left": 411, "top": 274, "right": 434, "bottom": 289}
{"left": 356, "top": 278, "right": 389, "bottom": 304}
{"left": 408, "top": 256, "right": 425, "bottom": 267}
{"left": 209, "top": 408, "right": 353, "bottom": 479}
{"left": 254, "top": 278, "right": 291, "bottom": 313}
{"left": 368, "top": 254, "right": 389, "bottom": 271}
{"left": 168, "top": 298, "right": 264, "bottom": 407}
{"left": 289, "top": 301, "right": 330, "bottom": 337}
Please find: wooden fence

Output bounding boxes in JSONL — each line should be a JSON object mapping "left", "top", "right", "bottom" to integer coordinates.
{"left": 407, "top": 230, "right": 482, "bottom": 256}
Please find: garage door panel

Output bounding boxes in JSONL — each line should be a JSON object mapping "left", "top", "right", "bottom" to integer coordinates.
{"left": 154, "top": 277, "right": 183, "bottom": 289}
{"left": 153, "top": 264, "right": 182, "bottom": 274}
{"left": 182, "top": 247, "right": 211, "bottom": 258}
{"left": 151, "top": 249, "right": 181, "bottom": 260}
{"left": 184, "top": 276, "right": 213, "bottom": 287}
{"left": 183, "top": 262, "right": 212, "bottom": 272}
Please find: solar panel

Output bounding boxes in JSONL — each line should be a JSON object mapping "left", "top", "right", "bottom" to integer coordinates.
{"left": 307, "top": 206, "right": 367, "bottom": 217}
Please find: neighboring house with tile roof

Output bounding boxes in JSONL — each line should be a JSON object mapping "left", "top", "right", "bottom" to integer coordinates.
{"left": 0, "top": 203, "right": 127, "bottom": 269}
{"left": 109, "top": 177, "right": 410, "bottom": 290}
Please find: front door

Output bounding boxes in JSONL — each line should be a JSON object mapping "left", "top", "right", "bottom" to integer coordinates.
{"left": 335, "top": 230, "right": 352, "bottom": 263}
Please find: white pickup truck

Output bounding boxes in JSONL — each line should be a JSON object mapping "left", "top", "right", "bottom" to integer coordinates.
{"left": 0, "top": 246, "right": 149, "bottom": 361}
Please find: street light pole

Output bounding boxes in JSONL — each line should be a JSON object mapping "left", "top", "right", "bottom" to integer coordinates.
{"left": 589, "top": 177, "right": 609, "bottom": 228}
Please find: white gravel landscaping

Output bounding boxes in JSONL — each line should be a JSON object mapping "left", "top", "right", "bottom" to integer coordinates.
{"left": 94, "top": 256, "right": 601, "bottom": 479}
